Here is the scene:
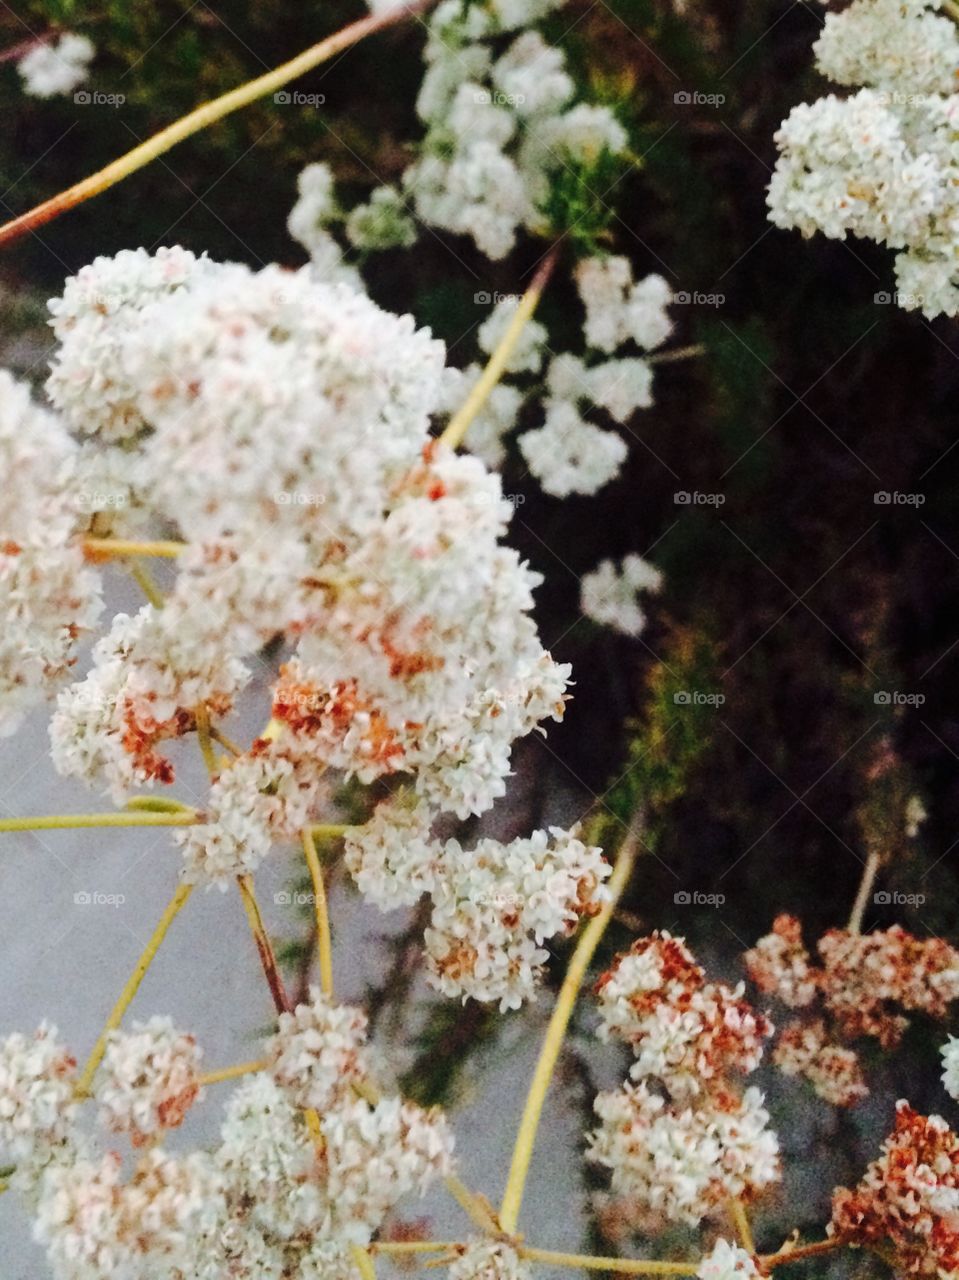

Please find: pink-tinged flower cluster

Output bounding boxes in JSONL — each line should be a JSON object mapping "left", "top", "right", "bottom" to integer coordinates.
{"left": 265, "top": 988, "right": 371, "bottom": 1112}
{"left": 772, "top": 1020, "right": 867, "bottom": 1108}
{"left": 830, "top": 1101, "right": 959, "bottom": 1276}
{"left": 1, "top": 999, "right": 454, "bottom": 1278}
{"left": 818, "top": 926, "right": 959, "bottom": 1046}
{"left": 745, "top": 915, "right": 959, "bottom": 1105}
{"left": 346, "top": 802, "right": 611, "bottom": 1009}
{"left": 595, "top": 932, "right": 773, "bottom": 1097}
{"left": 99, "top": 1017, "right": 202, "bottom": 1146}
{"left": 588, "top": 933, "right": 779, "bottom": 1227}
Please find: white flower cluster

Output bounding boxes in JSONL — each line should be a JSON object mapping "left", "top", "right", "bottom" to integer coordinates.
{"left": 594, "top": 933, "right": 774, "bottom": 1098}
{"left": 1, "top": 1005, "right": 453, "bottom": 1278}
{"left": 99, "top": 1017, "right": 202, "bottom": 1145}
{"left": 0, "top": 1025, "right": 78, "bottom": 1183}
{"left": 517, "top": 261, "right": 672, "bottom": 496}
{"left": 773, "top": 1019, "right": 867, "bottom": 1108}
{"left": 0, "top": 371, "right": 102, "bottom": 737}
{"left": 265, "top": 988, "right": 371, "bottom": 1111}
{"left": 32, "top": 250, "right": 573, "bottom": 887}
{"left": 580, "top": 554, "right": 663, "bottom": 637}
{"left": 589, "top": 1082, "right": 779, "bottom": 1227}
{"left": 294, "top": 0, "right": 630, "bottom": 264}
{"left": 402, "top": 1, "right": 626, "bottom": 260}
{"left": 767, "top": 0, "right": 959, "bottom": 317}
{"left": 346, "top": 808, "right": 610, "bottom": 1008}
{"left": 435, "top": 263, "right": 673, "bottom": 498}
{"left": 696, "top": 1239, "right": 761, "bottom": 1280}
{"left": 212, "top": 1073, "right": 452, "bottom": 1268}
{"left": 287, "top": 161, "right": 414, "bottom": 271}
{"left": 18, "top": 33, "right": 93, "bottom": 99}
{"left": 36, "top": 1148, "right": 223, "bottom": 1280}
{"left": 588, "top": 933, "right": 780, "bottom": 1226}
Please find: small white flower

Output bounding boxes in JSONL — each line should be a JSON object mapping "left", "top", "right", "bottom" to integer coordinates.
{"left": 581, "top": 554, "right": 662, "bottom": 636}
{"left": 519, "top": 402, "right": 628, "bottom": 497}
{"left": 0, "top": 1025, "right": 78, "bottom": 1176}
{"left": 696, "top": 1238, "right": 761, "bottom": 1280}
{"left": 18, "top": 33, "right": 93, "bottom": 99}
{"left": 942, "top": 1036, "right": 959, "bottom": 1102}
{"left": 425, "top": 827, "right": 610, "bottom": 1009}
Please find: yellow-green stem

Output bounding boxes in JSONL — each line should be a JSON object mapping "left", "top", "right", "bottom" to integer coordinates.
{"left": 647, "top": 344, "right": 705, "bottom": 365}
{"left": 125, "top": 796, "right": 195, "bottom": 814}
{"left": 439, "top": 245, "right": 560, "bottom": 451}
{"left": 195, "top": 705, "right": 219, "bottom": 778}
{"left": 301, "top": 828, "right": 334, "bottom": 997}
{"left": 350, "top": 1244, "right": 378, "bottom": 1280}
{"left": 729, "top": 1199, "right": 756, "bottom": 1254}
{"left": 371, "top": 1242, "right": 456, "bottom": 1256}
{"left": 445, "top": 1174, "right": 502, "bottom": 1235}
{"left": 198, "top": 1059, "right": 267, "bottom": 1086}
{"left": 0, "top": 811, "right": 196, "bottom": 832}
{"left": 129, "top": 559, "right": 165, "bottom": 608}
{"left": 77, "top": 883, "right": 194, "bottom": 1094}
{"left": 0, "top": 1, "right": 438, "bottom": 248}
{"left": 84, "top": 538, "right": 186, "bottom": 559}
{"left": 519, "top": 1248, "right": 699, "bottom": 1275}
{"left": 499, "top": 817, "right": 640, "bottom": 1233}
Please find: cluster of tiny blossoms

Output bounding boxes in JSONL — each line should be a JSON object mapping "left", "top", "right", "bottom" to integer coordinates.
{"left": 587, "top": 933, "right": 780, "bottom": 1227}
{"left": 767, "top": 0, "right": 959, "bottom": 317}
{"left": 431, "top": 260, "right": 674, "bottom": 506}
{"left": 287, "top": 0, "right": 681, "bottom": 544}
{"left": 0, "top": 371, "right": 103, "bottom": 737}
{"left": 0, "top": 992, "right": 453, "bottom": 1279}
{"left": 830, "top": 1101, "right": 959, "bottom": 1276}
{"left": 744, "top": 914, "right": 959, "bottom": 1105}
{"left": 346, "top": 800, "right": 610, "bottom": 1009}
{"left": 0, "top": 244, "right": 616, "bottom": 1009}
{"left": 292, "top": 0, "right": 627, "bottom": 264}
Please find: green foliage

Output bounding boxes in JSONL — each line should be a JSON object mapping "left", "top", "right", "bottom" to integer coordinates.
{"left": 539, "top": 147, "right": 633, "bottom": 255}
{"left": 592, "top": 627, "right": 720, "bottom": 852}
{"left": 399, "top": 999, "right": 497, "bottom": 1107}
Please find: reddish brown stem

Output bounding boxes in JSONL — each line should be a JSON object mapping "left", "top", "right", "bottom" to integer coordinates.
{"left": 237, "top": 874, "right": 291, "bottom": 1015}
